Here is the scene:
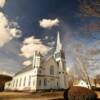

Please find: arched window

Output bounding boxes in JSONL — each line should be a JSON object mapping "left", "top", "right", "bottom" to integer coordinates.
{"left": 50, "top": 65, "right": 54, "bottom": 75}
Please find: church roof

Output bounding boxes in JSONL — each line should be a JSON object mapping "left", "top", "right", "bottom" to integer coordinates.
{"left": 15, "top": 66, "right": 33, "bottom": 76}
{"left": 15, "top": 52, "right": 56, "bottom": 76}
{"left": 15, "top": 53, "right": 51, "bottom": 76}
{"left": 43, "top": 47, "right": 55, "bottom": 60}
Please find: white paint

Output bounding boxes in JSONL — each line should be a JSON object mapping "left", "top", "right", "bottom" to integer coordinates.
{"left": 5, "top": 33, "right": 68, "bottom": 92}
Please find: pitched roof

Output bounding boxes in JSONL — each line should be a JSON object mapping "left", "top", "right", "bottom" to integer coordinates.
{"left": 43, "top": 47, "right": 55, "bottom": 60}
{"left": 15, "top": 66, "right": 33, "bottom": 76}
{"left": 14, "top": 40, "right": 58, "bottom": 76}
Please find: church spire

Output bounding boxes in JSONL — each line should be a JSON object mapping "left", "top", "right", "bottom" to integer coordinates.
{"left": 56, "top": 32, "right": 62, "bottom": 52}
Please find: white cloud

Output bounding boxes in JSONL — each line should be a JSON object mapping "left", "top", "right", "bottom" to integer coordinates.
{"left": 39, "top": 18, "right": 59, "bottom": 29}
{"left": 10, "top": 28, "right": 22, "bottom": 38}
{"left": 0, "top": 0, "right": 6, "bottom": 8}
{"left": 0, "top": 0, "right": 23, "bottom": 73}
{"left": 21, "top": 36, "right": 50, "bottom": 58}
{"left": 23, "top": 60, "right": 32, "bottom": 66}
{"left": 23, "top": 36, "right": 41, "bottom": 44}
{"left": 0, "top": 12, "right": 22, "bottom": 47}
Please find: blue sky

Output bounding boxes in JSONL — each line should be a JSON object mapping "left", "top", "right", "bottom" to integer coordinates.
{"left": 0, "top": 0, "right": 99, "bottom": 77}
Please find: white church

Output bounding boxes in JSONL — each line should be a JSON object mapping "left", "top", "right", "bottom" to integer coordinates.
{"left": 5, "top": 32, "right": 68, "bottom": 92}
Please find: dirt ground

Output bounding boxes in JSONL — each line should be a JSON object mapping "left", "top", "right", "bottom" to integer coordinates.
{"left": 0, "top": 91, "right": 100, "bottom": 100}
{"left": 0, "top": 91, "right": 64, "bottom": 100}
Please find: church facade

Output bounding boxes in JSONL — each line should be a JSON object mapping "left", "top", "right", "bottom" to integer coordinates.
{"left": 5, "top": 32, "right": 68, "bottom": 92}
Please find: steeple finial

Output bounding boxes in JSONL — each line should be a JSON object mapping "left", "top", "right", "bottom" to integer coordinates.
{"left": 56, "top": 32, "right": 62, "bottom": 51}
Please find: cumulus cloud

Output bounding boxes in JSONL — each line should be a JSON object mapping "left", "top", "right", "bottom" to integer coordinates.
{"left": 10, "top": 28, "right": 22, "bottom": 38}
{"left": 0, "top": 12, "right": 22, "bottom": 47}
{"left": 20, "top": 36, "right": 50, "bottom": 58}
{"left": 39, "top": 18, "right": 59, "bottom": 29}
{"left": 23, "top": 60, "right": 32, "bottom": 66}
{"left": 0, "top": 0, "right": 6, "bottom": 8}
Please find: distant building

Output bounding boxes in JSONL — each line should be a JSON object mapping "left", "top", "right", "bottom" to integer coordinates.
{"left": 73, "top": 80, "right": 91, "bottom": 89}
{"left": 5, "top": 32, "right": 68, "bottom": 92}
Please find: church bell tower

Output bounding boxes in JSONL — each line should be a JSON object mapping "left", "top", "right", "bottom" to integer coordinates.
{"left": 54, "top": 32, "right": 66, "bottom": 89}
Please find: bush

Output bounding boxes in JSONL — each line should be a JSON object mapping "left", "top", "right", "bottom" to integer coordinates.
{"left": 64, "top": 86, "right": 97, "bottom": 100}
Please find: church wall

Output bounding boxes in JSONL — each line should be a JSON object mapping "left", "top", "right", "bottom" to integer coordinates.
{"left": 5, "top": 58, "right": 67, "bottom": 91}
{"left": 5, "top": 81, "right": 12, "bottom": 90}
{"left": 36, "top": 58, "right": 60, "bottom": 90}
{"left": 36, "top": 76, "right": 59, "bottom": 90}
{"left": 5, "top": 69, "right": 38, "bottom": 92}
{"left": 47, "top": 78, "right": 59, "bottom": 89}
{"left": 44, "top": 58, "right": 59, "bottom": 77}
{"left": 32, "top": 57, "right": 60, "bottom": 91}
{"left": 5, "top": 32, "right": 68, "bottom": 92}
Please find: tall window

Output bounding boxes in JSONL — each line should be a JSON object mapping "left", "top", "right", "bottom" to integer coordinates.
{"left": 23, "top": 76, "right": 26, "bottom": 86}
{"left": 13, "top": 80, "right": 15, "bottom": 87}
{"left": 33, "top": 80, "right": 34, "bottom": 87}
{"left": 19, "top": 78, "right": 22, "bottom": 87}
{"left": 44, "top": 79, "right": 47, "bottom": 86}
{"left": 28, "top": 76, "right": 31, "bottom": 86}
{"left": 50, "top": 65, "right": 54, "bottom": 75}
{"left": 16, "top": 79, "right": 18, "bottom": 87}
{"left": 14, "top": 80, "right": 16, "bottom": 87}
{"left": 57, "top": 82, "right": 58, "bottom": 87}
{"left": 39, "top": 79, "right": 41, "bottom": 86}
{"left": 39, "top": 70, "right": 42, "bottom": 74}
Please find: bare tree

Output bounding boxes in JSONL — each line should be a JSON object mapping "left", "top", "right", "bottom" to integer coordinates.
{"left": 73, "top": 45, "right": 92, "bottom": 89}
{"left": 79, "top": 0, "right": 100, "bottom": 17}
{"left": 78, "top": 0, "right": 100, "bottom": 40}
{"left": 96, "top": 74, "right": 100, "bottom": 84}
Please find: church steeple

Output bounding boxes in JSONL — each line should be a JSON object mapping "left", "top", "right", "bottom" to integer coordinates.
{"left": 56, "top": 32, "right": 62, "bottom": 52}
{"left": 54, "top": 32, "right": 66, "bottom": 89}
{"left": 54, "top": 32, "right": 65, "bottom": 61}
